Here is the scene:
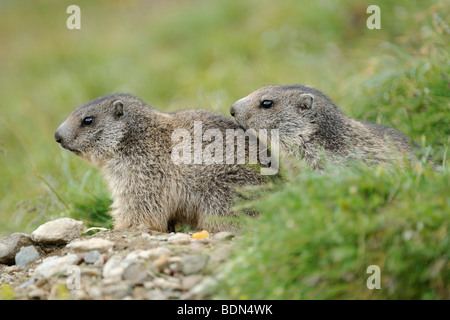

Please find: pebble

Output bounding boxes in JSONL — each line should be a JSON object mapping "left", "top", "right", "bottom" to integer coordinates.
{"left": 28, "top": 288, "right": 47, "bottom": 300}
{"left": 83, "top": 250, "right": 102, "bottom": 264}
{"left": 34, "top": 254, "right": 80, "bottom": 278}
{"left": 14, "top": 245, "right": 40, "bottom": 267}
{"left": 66, "top": 238, "right": 114, "bottom": 252}
{"left": 31, "top": 218, "right": 83, "bottom": 245}
{"left": 167, "top": 233, "right": 191, "bottom": 244}
{"left": 1, "top": 217, "right": 240, "bottom": 300}
{"left": 153, "top": 277, "right": 181, "bottom": 291}
{"left": 214, "top": 231, "right": 235, "bottom": 241}
{"left": 102, "top": 255, "right": 124, "bottom": 282}
{"left": 101, "top": 283, "right": 132, "bottom": 299}
{"left": 182, "top": 254, "right": 209, "bottom": 275}
{"left": 122, "top": 262, "right": 148, "bottom": 284}
{"left": 0, "top": 233, "right": 33, "bottom": 265}
{"left": 125, "top": 247, "right": 172, "bottom": 261}
{"left": 181, "top": 275, "right": 203, "bottom": 291}
{"left": 181, "top": 276, "right": 218, "bottom": 300}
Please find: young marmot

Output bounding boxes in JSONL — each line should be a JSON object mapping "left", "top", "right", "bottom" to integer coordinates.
{"left": 230, "top": 85, "right": 415, "bottom": 169}
{"left": 54, "top": 94, "right": 268, "bottom": 232}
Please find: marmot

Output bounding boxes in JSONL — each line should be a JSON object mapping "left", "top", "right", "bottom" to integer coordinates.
{"left": 54, "top": 94, "right": 269, "bottom": 232}
{"left": 230, "top": 85, "right": 415, "bottom": 169}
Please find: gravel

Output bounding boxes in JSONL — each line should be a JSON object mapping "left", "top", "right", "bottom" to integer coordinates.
{"left": 0, "top": 218, "right": 238, "bottom": 300}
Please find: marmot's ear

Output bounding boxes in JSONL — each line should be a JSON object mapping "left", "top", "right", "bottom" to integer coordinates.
{"left": 113, "top": 100, "right": 124, "bottom": 118}
{"left": 298, "top": 94, "right": 314, "bottom": 110}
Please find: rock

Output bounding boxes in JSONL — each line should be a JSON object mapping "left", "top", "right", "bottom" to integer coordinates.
{"left": 15, "top": 245, "right": 40, "bottom": 267}
{"left": 125, "top": 247, "right": 172, "bottom": 261}
{"left": 31, "top": 218, "right": 84, "bottom": 245}
{"left": 181, "top": 254, "right": 209, "bottom": 275}
{"left": 17, "top": 277, "right": 36, "bottom": 289}
{"left": 0, "top": 229, "right": 237, "bottom": 300}
{"left": 181, "top": 275, "right": 203, "bottom": 291}
{"left": 102, "top": 256, "right": 124, "bottom": 282}
{"left": 167, "top": 233, "right": 191, "bottom": 244}
{"left": 67, "top": 238, "right": 114, "bottom": 252}
{"left": 153, "top": 254, "right": 170, "bottom": 271}
{"left": 181, "top": 276, "right": 218, "bottom": 299}
{"left": 34, "top": 254, "right": 79, "bottom": 278}
{"left": 101, "top": 283, "right": 132, "bottom": 299}
{"left": 83, "top": 250, "right": 102, "bottom": 264}
{"left": 214, "top": 231, "right": 235, "bottom": 241}
{"left": 192, "top": 230, "right": 210, "bottom": 240}
{"left": 122, "top": 262, "right": 148, "bottom": 285}
{"left": 153, "top": 277, "right": 181, "bottom": 291}
{"left": 145, "top": 288, "right": 168, "bottom": 300}
{"left": 28, "top": 287, "right": 48, "bottom": 300}
{"left": 210, "top": 245, "right": 232, "bottom": 262}
{"left": 0, "top": 233, "right": 33, "bottom": 265}
{"left": 81, "top": 266, "right": 102, "bottom": 278}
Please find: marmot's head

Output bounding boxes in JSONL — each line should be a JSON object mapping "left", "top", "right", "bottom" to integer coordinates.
{"left": 230, "top": 85, "right": 320, "bottom": 133}
{"left": 230, "top": 85, "right": 345, "bottom": 145}
{"left": 54, "top": 94, "right": 143, "bottom": 166}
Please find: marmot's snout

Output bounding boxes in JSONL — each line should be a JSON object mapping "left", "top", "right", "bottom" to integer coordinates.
{"left": 54, "top": 129, "right": 63, "bottom": 144}
{"left": 230, "top": 105, "right": 236, "bottom": 117}
{"left": 54, "top": 124, "right": 79, "bottom": 155}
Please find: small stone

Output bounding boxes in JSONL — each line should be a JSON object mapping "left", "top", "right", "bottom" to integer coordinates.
{"left": 28, "top": 287, "right": 48, "bottom": 300}
{"left": 88, "top": 286, "right": 102, "bottom": 299}
{"left": 167, "top": 233, "right": 191, "bottom": 244}
{"left": 14, "top": 245, "right": 40, "bottom": 267}
{"left": 214, "top": 231, "right": 235, "bottom": 241}
{"left": 0, "top": 233, "right": 33, "bottom": 265}
{"left": 125, "top": 247, "right": 172, "bottom": 261}
{"left": 141, "top": 232, "right": 151, "bottom": 240}
{"left": 67, "top": 238, "right": 114, "bottom": 252}
{"left": 210, "top": 245, "right": 232, "bottom": 262}
{"left": 181, "top": 275, "right": 203, "bottom": 291}
{"left": 153, "top": 254, "right": 170, "bottom": 271}
{"left": 102, "top": 256, "right": 124, "bottom": 282}
{"left": 101, "top": 283, "right": 132, "bottom": 299}
{"left": 192, "top": 230, "right": 210, "bottom": 240}
{"left": 18, "top": 277, "right": 36, "bottom": 289}
{"left": 34, "top": 254, "right": 79, "bottom": 278}
{"left": 31, "top": 218, "right": 84, "bottom": 245}
{"left": 181, "top": 276, "right": 217, "bottom": 299}
{"left": 83, "top": 250, "right": 102, "bottom": 264}
{"left": 81, "top": 267, "right": 102, "bottom": 278}
{"left": 122, "top": 263, "right": 148, "bottom": 285}
{"left": 153, "top": 277, "right": 181, "bottom": 291}
{"left": 181, "top": 254, "right": 209, "bottom": 275}
{"left": 145, "top": 288, "right": 168, "bottom": 300}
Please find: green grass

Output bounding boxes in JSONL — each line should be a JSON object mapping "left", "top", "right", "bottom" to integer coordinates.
{"left": 0, "top": 0, "right": 448, "bottom": 299}
{"left": 219, "top": 161, "right": 448, "bottom": 299}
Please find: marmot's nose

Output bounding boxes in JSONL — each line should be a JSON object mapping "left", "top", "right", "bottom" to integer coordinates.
{"left": 54, "top": 131, "right": 63, "bottom": 144}
{"left": 230, "top": 105, "right": 236, "bottom": 117}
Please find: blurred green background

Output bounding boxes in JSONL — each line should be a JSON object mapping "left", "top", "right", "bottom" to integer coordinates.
{"left": 0, "top": 0, "right": 448, "bottom": 299}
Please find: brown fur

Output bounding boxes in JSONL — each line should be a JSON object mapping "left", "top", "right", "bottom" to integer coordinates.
{"left": 230, "top": 85, "right": 415, "bottom": 169}
{"left": 55, "top": 94, "right": 267, "bottom": 232}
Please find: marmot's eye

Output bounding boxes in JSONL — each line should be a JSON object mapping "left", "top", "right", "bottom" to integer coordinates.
{"left": 260, "top": 100, "right": 274, "bottom": 109}
{"left": 82, "top": 117, "right": 94, "bottom": 126}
